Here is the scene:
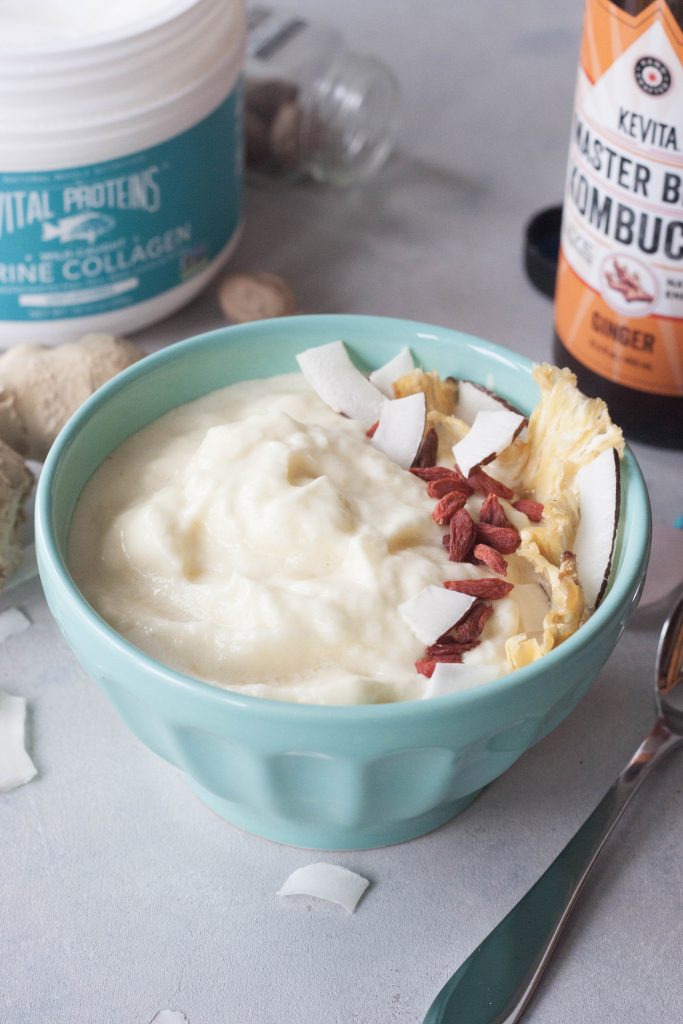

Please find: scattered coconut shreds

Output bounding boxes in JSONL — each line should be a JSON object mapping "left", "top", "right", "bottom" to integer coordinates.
{"left": 296, "top": 340, "right": 385, "bottom": 428}
{"left": 455, "top": 380, "right": 521, "bottom": 423}
{"left": 369, "top": 346, "right": 415, "bottom": 397}
{"left": 149, "top": 1013, "right": 190, "bottom": 1024}
{"left": 452, "top": 409, "right": 526, "bottom": 477}
{"left": 423, "top": 662, "right": 500, "bottom": 698}
{"left": 0, "top": 607, "right": 31, "bottom": 642}
{"left": 277, "top": 863, "right": 370, "bottom": 913}
{"left": 399, "top": 586, "right": 475, "bottom": 647}
{"left": 573, "top": 446, "right": 620, "bottom": 609}
{"left": 0, "top": 690, "right": 37, "bottom": 793}
{"left": 371, "top": 392, "right": 426, "bottom": 469}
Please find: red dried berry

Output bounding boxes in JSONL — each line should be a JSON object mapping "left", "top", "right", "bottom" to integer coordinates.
{"left": 476, "top": 522, "right": 521, "bottom": 554}
{"left": 513, "top": 498, "right": 544, "bottom": 522}
{"left": 443, "top": 578, "right": 514, "bottom": 600}
{"left": 433, "top": 489, "right": 468, "bottom": 526}
{"left": 439, "top": 601, "right": 493, "bottom": 643}
{"left": 473, "top": 543, "right": 508, "bottom": 576}
{"left": 366, "top": 421, "right": 379, "bottom": 438}
{"left": 448, "top": 508, "right": 477, "bottom": 561}
{"left": 425, "top": 641, "right": 478, "bottom": 659}
{"left": 415, "top": 658, "right": 437, "bottom": 678}
{"left": 411, "top": 466, "right": 458, "bottom": 481}
{"left": 468, "top": 467, "right": 515, "bottom": 499}
{"left": 479, "top": 493, "right": 511, "bottom": 528}
{"left": 427, "top": 477, "right": 467, "bottom": 499}
{"left": 452, "top": 466, "right": 475, "bottom": 495}
{"left": 424, "top": 651, "right": 465, "bottom": 663}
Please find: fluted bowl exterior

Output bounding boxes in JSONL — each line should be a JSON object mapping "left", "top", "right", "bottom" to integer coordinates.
{"left": 35, "top": 315, "right": 651, "bottom": 849}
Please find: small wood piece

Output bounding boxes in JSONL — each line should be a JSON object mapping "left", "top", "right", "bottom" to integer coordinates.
{"left": 217, "top": 272, "right": 297, "bottom": 323}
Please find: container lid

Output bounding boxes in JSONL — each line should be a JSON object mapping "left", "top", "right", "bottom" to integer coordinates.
{"left": 524, "top": 204, "right": 562, "bottom": 299}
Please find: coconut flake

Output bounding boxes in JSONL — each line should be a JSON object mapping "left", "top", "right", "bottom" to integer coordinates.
{"left": 296, "top": 341, "right": 385, "bottom": 428}
{"left": 149, "top": 1013, "right": 190, "bottom": 1024}
{"left": 368, "top": 347, "right": 415, "bottom": 397}
{"left": 277, "top": 863, "right": 369, "bottom": 913}
{"left": 0, "top": 607, "right": 31, "bottom": 642}
{"left": 399, "top": 585, "right": 475, "bottom": 647}
{"left": 574, "top": 446, "right": 620, "bottom": 609}
{"left": 452, "top": 410, "right": 526, "bottom": 477}
{"left": 423, "top": 662, "right": 500, "bottom": 698}
{"left": 371, "top": 392, "right": 426, "bottom": 469}
{"left": 455, "top": 380, "right": 522, "bottom": 424}
{"left": 0, "top": 690, "right": 37, "bottom": 792}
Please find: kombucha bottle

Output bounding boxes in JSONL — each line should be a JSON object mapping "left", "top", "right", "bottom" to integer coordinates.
{"left": 554, "top": 0, "right": 683, "bottom": 447}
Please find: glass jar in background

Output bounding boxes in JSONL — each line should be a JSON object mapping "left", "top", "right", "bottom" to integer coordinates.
{"left": 245, "top": 5, "right": 401, "bottom": 186}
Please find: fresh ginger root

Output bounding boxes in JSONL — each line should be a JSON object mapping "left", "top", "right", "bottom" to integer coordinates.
{"left": 0, "top": 439, "right": 33, "bottom": 584}
{"left": 0, "top": 333, "right": 142, "bottom": 461}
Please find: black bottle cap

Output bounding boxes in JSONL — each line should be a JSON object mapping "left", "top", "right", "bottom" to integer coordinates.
{"left": 524, "top": 204, "right": 562, "bottom": 299}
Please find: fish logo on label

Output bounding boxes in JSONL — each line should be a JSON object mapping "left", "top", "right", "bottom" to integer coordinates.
{"left": 41, "top": 212, "right": 116, "bottom": 245}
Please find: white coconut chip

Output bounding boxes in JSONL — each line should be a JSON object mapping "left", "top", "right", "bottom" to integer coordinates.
{"left": 277, "top": 863, "right": 370, "bottom": 913}
{"left": 296, "top": 340, "right": 385, "bottom": 428}
{"left": 399, "top": 586, "right": 475, "bottom": 647}
{"left": 149, "top": 1013, "right": 190, "bottom": 1024}
{"left": 372, "top": 392, "right": 426, "bottom": 469}
{"left": 452, "top": 409, "right": 526, "bottom": 477}
{"left": 455, "top": 380, "right": 522, "bottom": 424}
{"left": 574, "top": 446, "right": 620, "bottom": 610}
{"left": 0, "top": 607, "right": 31, "bottom": 642}
{"left": 368, "top": 346, "right": 415, "bottom": 397}
{"left": 423, "top": 662, "right": 500, "bottom": 698}
{"left": 0, "top": 690, "right": 37, "bottom": 792}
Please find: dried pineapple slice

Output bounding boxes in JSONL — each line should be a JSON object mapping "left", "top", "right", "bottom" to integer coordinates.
{"left": 506, "top": 552, "right": 585, "bottom": 669}
{"left": 521, "top": 364, "right": 624, "bottom": 500}
{"left": 392, "top": 370, "right": 457, "bottom": 415}
{"left": 519, "top": 494, "right": 579, "bottom": 567}
{"left": 506, "top": 363, "right": 622, "bottom": 662}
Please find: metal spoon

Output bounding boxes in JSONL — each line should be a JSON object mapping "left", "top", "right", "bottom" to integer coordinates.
{"left": 423, "top": 589, "right": 683, "bottom": 1024}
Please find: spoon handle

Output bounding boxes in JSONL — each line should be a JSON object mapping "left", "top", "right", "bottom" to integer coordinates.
{"left": 423, "top": 716, "right": 680, "bottom": 1024}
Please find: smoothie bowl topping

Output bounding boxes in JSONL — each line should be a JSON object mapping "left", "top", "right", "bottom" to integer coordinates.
{"left": 69, "top": 340, "right": 624, "bottom": 706}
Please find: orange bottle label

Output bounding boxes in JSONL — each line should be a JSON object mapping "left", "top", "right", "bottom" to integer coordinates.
{"left": 555, "top": 0, "right": 683, "bottom": 397}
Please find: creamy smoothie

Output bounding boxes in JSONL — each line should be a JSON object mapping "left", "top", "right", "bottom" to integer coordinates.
{"left": 70, "top": 372, "right": 532, "bottom": 704}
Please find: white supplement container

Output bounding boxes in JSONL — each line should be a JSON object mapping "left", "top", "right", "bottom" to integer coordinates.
{"left": 0, "top": 0, "right": 245, "bottom": 345}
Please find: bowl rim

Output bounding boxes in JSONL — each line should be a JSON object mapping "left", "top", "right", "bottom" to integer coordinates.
{"left": 35, "top": 313, "right": 652, "bottom": 721}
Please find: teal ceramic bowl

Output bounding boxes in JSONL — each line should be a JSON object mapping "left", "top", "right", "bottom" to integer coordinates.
{"left": 35, "top": 315, "right": 651, "bottom": 850}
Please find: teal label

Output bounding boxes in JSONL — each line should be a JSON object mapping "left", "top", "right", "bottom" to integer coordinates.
{"left": 0, "top": 85, "right": 243, "bottom": 321}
